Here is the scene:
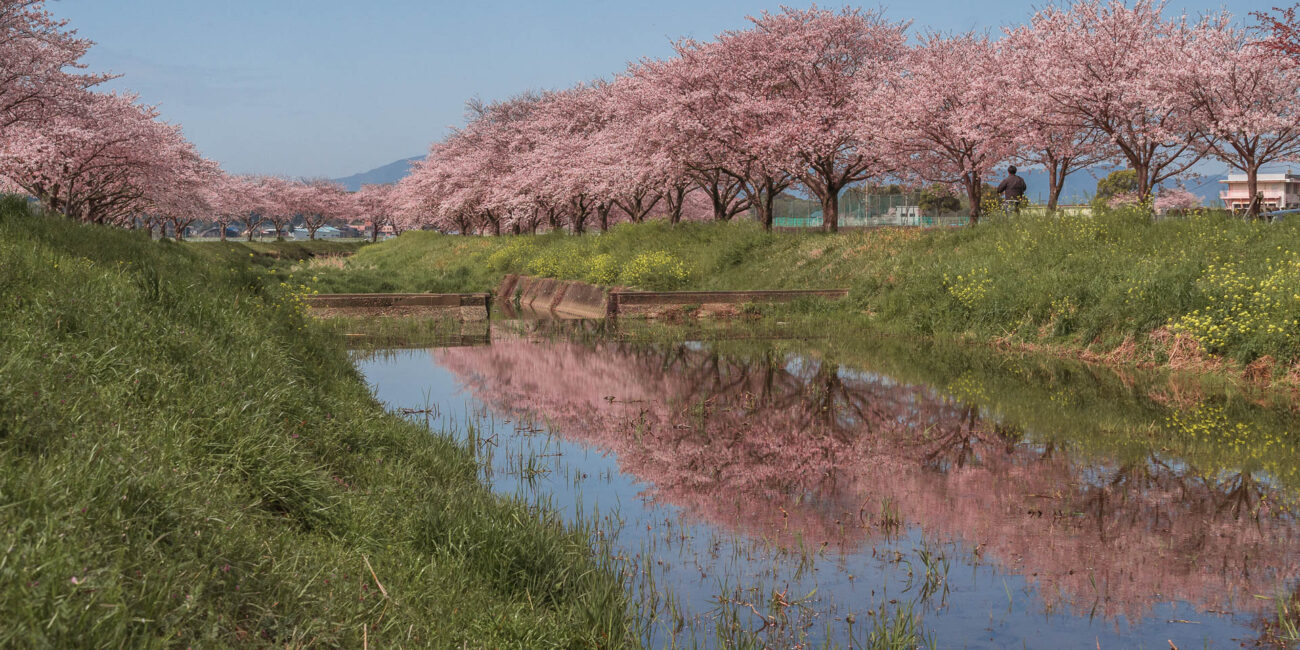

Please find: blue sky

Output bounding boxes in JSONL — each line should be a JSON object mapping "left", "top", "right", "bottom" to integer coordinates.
{"left": 54, "top": 0, "right": 1267, "bottom": 178}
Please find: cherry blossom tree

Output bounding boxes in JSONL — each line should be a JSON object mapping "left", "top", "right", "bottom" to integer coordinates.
{"left": 1001, "top": 48, "right": 1112, "bottom": 211}
{"left": 614, "top": 59, "right": 716, "bottom": 226}
{"left": 355, "top": 183, "right": 395, "bottom": 242}
{"left": 391, "top": 160, "right": 439, "bottom": 233}
{"left": 293, "top": 179, "right": 350, "bottom": 239}
{"left": 738, "top": 6, "right": 909, "bottom": 232}
{"left": 254, "top": 176, "right": 298, "bottom": 239}
{"left": 0, "top": 91, "right": 192, "bottom": 225}
{"left": 207, "top": 174, "right": 253, "bottom": 241}
{"left": 576, "top": 79, "right": 687, "bottom": 230}
{"left": 890, "top": 34, "right": 1020, "bottom": 224}
{"left": 1005, "top": 1, "right": 1206, "bottom": 203}
{"left": 1016, "top": 125, "right": 1109, "bottom": 212}
{"left": 400, "top": 92, "right": 554, "bottom": 236}
{"left": 1254, "top": 5, "right": 1300, "bottom": 61}
{"left": 644, "top": 38, "right": 794, "bottom": 229}
{"left": 1180, "top": 18, "right": 1300, "bottom": 218}
{"left": 512, "top": 83, "right": 618, "bottom": 234}
{"left": 587, "top": 88, "right": 671, "bottom": 226}
{"left": 1154, "top": 186, "right": 1201, "bottom": 214}
{"left": 226, "top": 175, "right": 266, "bottom": 241}
{"left": 0, "top": 1, "right": 107, "bottom": 132}
{"left": 147, "top": 150, "right": 220, "bottom": 240}
{"left": 464, "top": 93, "right": 544, "bottom": 234}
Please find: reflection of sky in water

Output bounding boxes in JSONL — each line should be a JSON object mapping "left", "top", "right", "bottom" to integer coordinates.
{"left": 353, "top": 344, "right": 1288, "bottom": 648}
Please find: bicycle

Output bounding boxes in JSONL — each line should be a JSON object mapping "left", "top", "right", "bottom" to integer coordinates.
{"left": 998, "top": 197, "right": 1022, "bottom": 218}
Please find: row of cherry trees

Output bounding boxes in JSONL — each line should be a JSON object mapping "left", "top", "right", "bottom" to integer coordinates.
{"left": 0, "top": 1, "right": 400, "bottom": 240}
{"left": 188, "top": 175, "right": 400, "bottom": 243}
{"left": 3, "top": 1, "right": 1299, "bottom": 236}
{"left": 397, "top": 1, "right": 1300, "bottom": 234}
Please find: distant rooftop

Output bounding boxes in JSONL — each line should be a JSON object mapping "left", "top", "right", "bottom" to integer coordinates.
{"left": 1222, "top": 171, "right": 1300, "bottom": 183}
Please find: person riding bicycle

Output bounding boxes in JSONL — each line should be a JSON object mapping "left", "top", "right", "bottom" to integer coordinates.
{"left": 995, "top": 165, "right": 1027, "bottom": 215}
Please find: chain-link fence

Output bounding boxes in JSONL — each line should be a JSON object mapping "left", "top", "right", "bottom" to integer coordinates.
{"left": 766, "top": 189, "right": 1098, "bottom": 228}
{"left": 769, "top": 190, "right": 969, "bottom": 228}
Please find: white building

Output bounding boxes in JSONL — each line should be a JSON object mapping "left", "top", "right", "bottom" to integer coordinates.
{"left": 887, "top": 205, "right": 923, "bottom": 222}
{"left": 1219, "top": 171, "right": 1300, "bottom": 212}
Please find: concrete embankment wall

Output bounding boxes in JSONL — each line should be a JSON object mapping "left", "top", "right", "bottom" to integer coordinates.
{"left": 496, "top": 274, "right": 614, "bottom": 319}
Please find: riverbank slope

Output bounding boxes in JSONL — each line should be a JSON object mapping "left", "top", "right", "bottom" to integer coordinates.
{"left": 0, "top": 201, "right": 630, "bottom": 647}
{"left": 306, "top": 211, "right": 1300, "bottom": 387}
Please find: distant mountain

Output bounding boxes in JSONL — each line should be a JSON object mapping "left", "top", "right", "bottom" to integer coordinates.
{"left": 1182, "top": 174, "right": 1228, "bottom": 207}
{"left": 332, "top": 155, "right": 423, "bottom": 191}
{"left": 1018, "top": 165, "right": 1225, "bottom": 206}
{"left": 1016, "top": 166, "right": 1117, "bottom": 205}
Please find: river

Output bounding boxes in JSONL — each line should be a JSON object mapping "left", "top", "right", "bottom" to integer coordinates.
{"left": 352, "top": 316, "right": 1300, "bottom": 648}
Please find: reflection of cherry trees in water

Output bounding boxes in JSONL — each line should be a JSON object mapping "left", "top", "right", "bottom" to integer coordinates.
{"left": 434, "top": 336, "right": 1300, "bottom": 623}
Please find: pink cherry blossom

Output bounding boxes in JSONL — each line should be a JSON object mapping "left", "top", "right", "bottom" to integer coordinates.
{"left": 1004, "top": 1, "right": 1206, "bottom": 202}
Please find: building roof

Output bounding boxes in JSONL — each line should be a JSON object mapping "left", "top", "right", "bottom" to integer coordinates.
{"left": 1222, "top": 171, "right": 1300, "bottom": 183}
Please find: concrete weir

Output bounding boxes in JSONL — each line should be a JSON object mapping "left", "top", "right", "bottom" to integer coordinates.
{"left": 496, "top": 274, "right": 849, "bottom": 319}
{"left": 495, "top": 274, "right": 611, "bottom": 319}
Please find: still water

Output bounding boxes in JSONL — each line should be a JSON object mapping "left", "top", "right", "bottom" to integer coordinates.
{"left": 353, "top": 318, "right": 1300, "bottom": 648}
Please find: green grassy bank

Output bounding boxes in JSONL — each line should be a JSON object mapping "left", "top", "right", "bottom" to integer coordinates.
{"left": 186, "top": 238, "right": 369, "bottom": 262}
{"left": 0, "top": 199, "right": 630, "bottom": 647}
{"left": 304, "top": 211, "right": 1300, "bottom": 381}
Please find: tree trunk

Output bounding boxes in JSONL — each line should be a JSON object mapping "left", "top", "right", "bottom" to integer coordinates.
{"left": 571, "top": 203, "right": 586, "bottom": 234}
{"left": 1246, "top": 166, "right": 1261, "bottom": 219}
{"left": 758, "top": 190, "right": 776, "bottom": 231}
{"left": 1047, "top": 163, "right": 1063, "bottom": 212}
{"left": 706, "top": 180, "right": 734, "bottom": 220}
{"left": 511, "top": 222, "right": 521, "bottom": 235}
{"left": 664, "top": 185, "right": 687, "bottom": 225}
{"left": 1133, "top": 162, "right": 1151, "bottom": 204}
{"left": 616, "top": 190, "right": 660, "bottom": 223}
{"left": 710, "top": 195, "right": 729, "bottom": 220}
{"left": 745, "top": 177, "right": 783, "bottom": 232}
{"left": 699, "top": 172, "right": 747, "bottom": 221}
{"left": 821, "top": 188, "right": 840, "bottom": 233}
{"left": 965, "top": 171, "right": 981, "bottom": 226}
{"left": 597, "top": 203, "right": 611, "bottom": 232}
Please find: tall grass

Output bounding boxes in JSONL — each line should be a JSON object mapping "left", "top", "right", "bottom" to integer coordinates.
{"left": 0, "top": 202, "right": 631, "bottom": 647}
{"left": 309, "top": 211, "right": 1300, "bottom": 370}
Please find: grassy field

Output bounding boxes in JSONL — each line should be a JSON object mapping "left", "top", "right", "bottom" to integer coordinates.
{"left": 0, "top": 199, "right": 631, "bottom": 647}
{"left": 303, "top": 211, "right": 1300, "bottom": 378}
